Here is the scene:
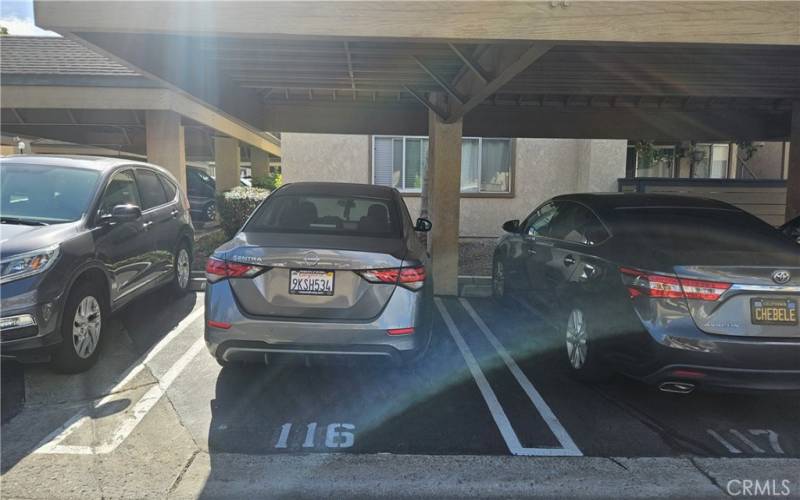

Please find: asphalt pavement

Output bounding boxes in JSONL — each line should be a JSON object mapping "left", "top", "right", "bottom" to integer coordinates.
{"left": 1, "top": 287, "right": 799, "bottom": 498}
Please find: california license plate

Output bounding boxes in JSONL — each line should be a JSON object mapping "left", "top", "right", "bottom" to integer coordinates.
{"left": 750, "top": 298, "right": 798, "bottom": 325}
{"left": 289, "top": 270, "right": 334, "bottom": 296}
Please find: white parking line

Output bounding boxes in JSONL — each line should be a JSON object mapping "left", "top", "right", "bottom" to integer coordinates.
{"left": 34, "top": 306, "right": 205, "bottom": 455}
{"left": 434, "top": 298, "right": 582, "bottom": 457}
{"left": 460, "top": 298, "right": 581, "bottom": 455}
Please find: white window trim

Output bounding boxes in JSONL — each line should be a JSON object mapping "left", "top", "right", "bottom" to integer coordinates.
{"left": 371, "top": 135, "right": 512, "bottom": 194}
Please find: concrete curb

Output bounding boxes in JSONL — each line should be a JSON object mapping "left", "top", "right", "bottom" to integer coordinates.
{"left": 169, "top": 453, "right": 800, "bottom": 499}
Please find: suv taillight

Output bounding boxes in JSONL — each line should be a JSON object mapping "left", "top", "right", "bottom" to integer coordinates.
{"left": 205, "top": 256, "right": 264, "bottom": 283}
{"left": 358, "top": 266, "right": 426, "bottom": 291}
{"left": 619, "top": 267, "right": 730, "bottom": 301}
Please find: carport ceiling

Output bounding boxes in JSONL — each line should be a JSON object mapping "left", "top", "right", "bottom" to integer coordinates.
{"left": 37, "top": 1, "right": 800, "bottom": 141}
{"left": 0, "top": 107, "right": 216, "bottom": 159}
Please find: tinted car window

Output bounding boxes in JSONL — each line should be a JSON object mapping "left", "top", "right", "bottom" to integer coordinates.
{"left": 159, "top": 175, "right": 177, "bottom": 202}
{"left": 524, "top": 202, "right": 557, "bottom": 237}
{"left": 0, "top": 163, "right": 100, "bottom": 223}
{"left": 246, "top": 194, "right": 401, "bottom": 237}
{"left": 548, "top": 202, "right": 610, "bottom": 245}
{"left": 613, "top": 207, "right": 799, "bottom": 265}
{"left": 99, "top": 170, "right": 140, "bottom": 216}
{"left": 136, "top": 169, "right": 168, "bottom": 209}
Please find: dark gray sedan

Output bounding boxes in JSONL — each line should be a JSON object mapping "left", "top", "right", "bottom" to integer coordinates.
{"left": 204, "top": 182, "right": 433, "bottom": 366}
{"left": 493, "top": 193, "right": 800, "bottom": 393}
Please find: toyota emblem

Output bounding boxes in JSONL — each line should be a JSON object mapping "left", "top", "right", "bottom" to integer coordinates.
{"left": 771, "top": 270, "right": 791, "bottom": 285}
{"left": 304, "top": 251, "right": 320, "bottom": 267}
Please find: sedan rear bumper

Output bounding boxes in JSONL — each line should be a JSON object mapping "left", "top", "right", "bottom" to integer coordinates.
{"left": 204, "top": 280, "right": 431, "bottom": 365}
{"left": 641, "top": 364, "right": 800, "bottom": 392}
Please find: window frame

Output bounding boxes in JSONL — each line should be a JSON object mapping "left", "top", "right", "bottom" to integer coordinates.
{"left": 93, "top": 168, "right": 142, "bottom": 224}
{"left": 133, "top": 167, "right": 172, "bottom": 212}
{"left": 371, "top": 135, "right": 514, "bottom": 197}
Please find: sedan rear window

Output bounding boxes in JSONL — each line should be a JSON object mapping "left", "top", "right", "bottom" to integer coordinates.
{"left": 245, "top": 194, "right": 401, "bottom": 237}
{"left": 613, "top": 207, "right": 799, "bottom": 265}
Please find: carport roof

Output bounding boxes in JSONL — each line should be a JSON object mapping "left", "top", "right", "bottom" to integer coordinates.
{"left": 0, "top": 36, "right": 139, "bottom": 76}
{"left": 0, "top": 36, "right": 280, "bottom": 158}
{"left": 32, "top": 1, "right": 800, "bottom": 141}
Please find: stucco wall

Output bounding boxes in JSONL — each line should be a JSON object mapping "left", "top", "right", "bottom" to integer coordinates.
{"left": 281, "top": 133, "right": 626, "bottom": 237}
{"left": 282, "top": 133, "right": 370, "bottom": 184}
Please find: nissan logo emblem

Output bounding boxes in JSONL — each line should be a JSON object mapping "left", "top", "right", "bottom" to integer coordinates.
{"left": 771, "top": 270, "right": 791, "bottom": 285}
{"left": 304, "top": 251, "right": 320, "bottom": 267}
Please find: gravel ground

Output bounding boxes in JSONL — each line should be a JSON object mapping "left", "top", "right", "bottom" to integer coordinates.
{"left": 458, "top": 237, "right": 496, "bottom": 276}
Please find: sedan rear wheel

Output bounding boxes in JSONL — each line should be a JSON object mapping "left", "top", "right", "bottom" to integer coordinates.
{"left": 563, "top": 306, "right": 611, "bottom": 382}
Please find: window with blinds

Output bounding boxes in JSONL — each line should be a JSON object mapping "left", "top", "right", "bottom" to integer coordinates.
{"left": 372, "top": 136, "right": 511, "bottom": 194}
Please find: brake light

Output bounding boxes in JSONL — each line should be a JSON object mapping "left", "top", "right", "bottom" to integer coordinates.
{"left": 678, "top": 278, "right": 731, "bottom": 301}
{"left": 205, "top": 256, "right": 264, "bottom": 282}
{"left": 619, "top": 267, "right": 730, "bottom": 302}
{"left": 358, "top": 266, "right": 426, "bottom": 290}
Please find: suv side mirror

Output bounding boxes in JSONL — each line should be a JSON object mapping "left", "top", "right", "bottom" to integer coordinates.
{"left": 414, "top": 217, "right": 432, "bottom": 232}
{"left": 502, "top": 219, "right": 520, "bottom": 233}
{"left": 102, "top": 204, "right": 142, "bottom": 224}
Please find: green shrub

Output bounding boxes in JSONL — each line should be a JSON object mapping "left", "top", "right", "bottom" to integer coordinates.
{"left": 216, "top": 186, "right": 269, "bottom": 238}
{"left": 252, "top": 172, "right": 282, "bottom": 191}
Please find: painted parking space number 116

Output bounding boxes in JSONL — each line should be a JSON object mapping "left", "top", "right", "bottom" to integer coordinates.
{"left": 275, "top": 422, "right": 356, "bottom": 449}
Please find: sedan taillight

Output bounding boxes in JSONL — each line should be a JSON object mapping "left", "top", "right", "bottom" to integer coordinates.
{"left": 358, "top": 266, "right": 426, "bottom": 290}
{"left": 619, "top": 267, "right": 730, "bottom": 301}
{"left": 205, "top": 256, "right": 264, "bottom": 282}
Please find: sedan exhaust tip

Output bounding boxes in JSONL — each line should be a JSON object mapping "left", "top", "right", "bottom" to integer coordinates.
{"left": 658, "top": 381, "right": 696, "bottom": 394}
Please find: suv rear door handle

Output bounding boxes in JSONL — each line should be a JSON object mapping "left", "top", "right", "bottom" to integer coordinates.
{"left": 170, "top": 209, "right": 179, "bottom": 218}
{"left": 527, "top": 248, "right": 537, "bottom": 255}
{"left": 142, "top": 221, "right": 154, "bottom": 230}
{"left": 564, "top": 254, "right": 576, "bottom": 266}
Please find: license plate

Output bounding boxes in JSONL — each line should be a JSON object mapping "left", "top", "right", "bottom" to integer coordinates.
{"left": 289, "top": 270, "right": 334, "bottom": 296}
{"left": 750, "top": 297, "right": 798, "bottom": 325}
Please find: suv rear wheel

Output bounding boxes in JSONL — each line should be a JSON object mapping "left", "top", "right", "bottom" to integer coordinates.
{"left": 52, "top": 280, "right": 106, "bottom": 373}
{"left": 172, "top": 242, "right": 192, "bottom": 295}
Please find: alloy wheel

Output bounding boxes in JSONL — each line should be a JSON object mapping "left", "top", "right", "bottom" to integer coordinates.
{"left": 72, "top": 296, "right": 101, "bottom": 359}
{"left": 206, "top": 203, "right": 216, "bottom": 221}
{"left": 565, "top": 308, "right": 588, "bottom": 370}
{"left": 177, "top": 248, "right": 191, "bottom": 290}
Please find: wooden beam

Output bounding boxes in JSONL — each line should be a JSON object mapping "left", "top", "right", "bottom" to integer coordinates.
{"left": 37, "top": 1, "right": 800, "bottom": 45}
{"left": 411, "top": 55, "right": 465, "bottom": 104}
{"left": 449, "top": 44, "right": 553, "bottom": 121}
{"left": 448, "top": 43, "right": 490, "bottom": 85}
{"left": 343, "top": 41, "right": 356, "bottom": 91}
{"left": 263, "top": 101, "right": 791, "bottom": 141}
{"left": 402, "top": 85, "right": 449, "bottom": 121}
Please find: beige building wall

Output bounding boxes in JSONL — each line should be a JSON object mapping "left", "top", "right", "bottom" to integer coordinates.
{"left": 281, "top": 134, "right": 627, "bottom": 237}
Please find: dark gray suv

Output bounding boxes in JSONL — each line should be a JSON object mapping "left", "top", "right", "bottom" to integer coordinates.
{"left": 0, "top": 156, "right": 195, "bottom": 373}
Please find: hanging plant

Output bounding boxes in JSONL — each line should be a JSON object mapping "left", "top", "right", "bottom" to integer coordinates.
{"left": 634, "top": 141, "right": 674, "bottom": 169}
{"left": 737, "top": 141, "right": 761, "bottom": 163}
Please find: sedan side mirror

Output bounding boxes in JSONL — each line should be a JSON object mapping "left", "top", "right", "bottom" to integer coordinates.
{"left": 102, "top": 204, "right": 142, "bottom": 224}
{"left": 502, "top": 219, "right": 520, "bottom": 233}
{"left": 414, "top": 217, "right": 432, "bottom": 232}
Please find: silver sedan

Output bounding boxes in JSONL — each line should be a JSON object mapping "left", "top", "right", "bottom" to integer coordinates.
{"left": 204, "top": 182, "right": 433, "bottom": 367}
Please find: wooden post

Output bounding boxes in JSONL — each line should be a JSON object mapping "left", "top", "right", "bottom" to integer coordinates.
{"left": 145, "top": 110, "right": 187, "bottom": 193}
{"left": 428, "top": 96, "right": 463, "bottom": 296}
{"left": 214, "top": 136, "right": 241, "bottom": 193}
{"left": 786, "top": 102, "right": 800, "bottom": 221}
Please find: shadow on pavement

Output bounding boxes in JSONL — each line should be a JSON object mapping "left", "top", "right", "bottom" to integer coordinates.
{"left": 0, "top": 287, "right": 200, "bottom": 472}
